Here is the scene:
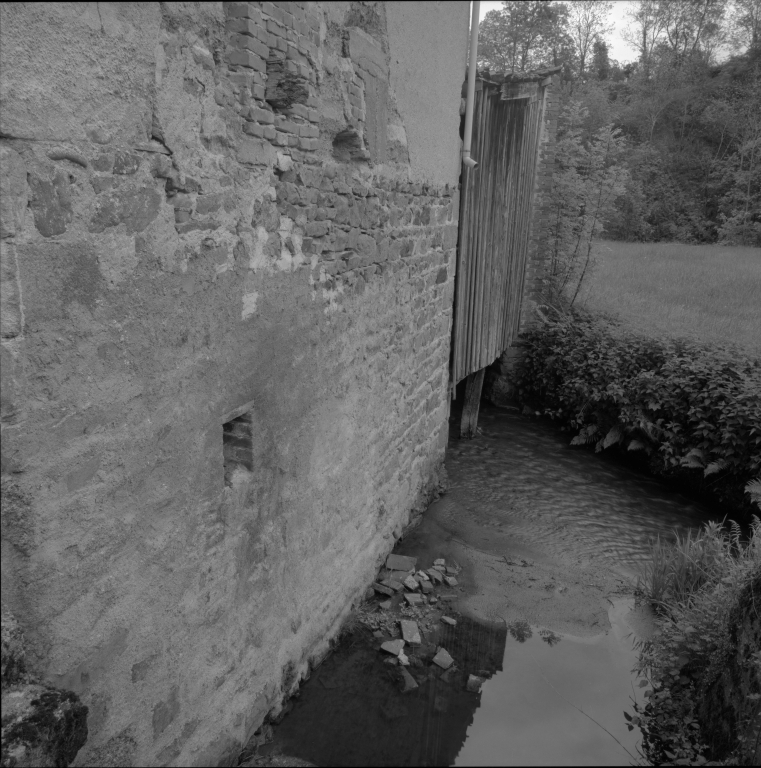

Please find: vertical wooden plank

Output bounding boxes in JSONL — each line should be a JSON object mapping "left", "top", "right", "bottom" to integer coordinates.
{"left": 459, "top": 368, "right": 486, "bottom": 439}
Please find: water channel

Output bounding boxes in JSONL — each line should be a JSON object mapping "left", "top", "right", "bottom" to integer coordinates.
{"left": 249, "top": 405, "right": 720, "bottom": 767}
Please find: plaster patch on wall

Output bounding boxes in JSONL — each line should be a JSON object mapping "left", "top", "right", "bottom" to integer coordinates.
{"left": 96, "top": 231, "right": 138, "bottom": 287}
{"left": 241, "top": 292, "right": 259, "bottom": 320}
{"left": 245, "top": 226, "right": 272, "bottom": 273}
{"left": 276, "top": 216, "right": 305, "bottom": 272}
{"left": 387, "top": 124, "right": 408, "bottom": 146}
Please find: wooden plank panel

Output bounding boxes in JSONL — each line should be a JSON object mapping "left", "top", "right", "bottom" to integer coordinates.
{"left": 452, "top": 78, "right": 550, "bottom": 389}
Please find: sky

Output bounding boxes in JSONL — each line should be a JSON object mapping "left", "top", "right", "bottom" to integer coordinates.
{"left": 476, "top": 0, "right": 641, "bottom": 64}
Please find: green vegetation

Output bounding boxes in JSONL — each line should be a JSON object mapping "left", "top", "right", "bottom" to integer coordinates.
{"left": 516, "top": 309, "right": 761, "bottom": 514}
{"left": 577, "top": 241, "right": 761, "bottom": 356}
{"left": 634, "top": 520, "right": 761, "bottom": 765}
{"left": 479, "top": 1, "right": 761, "bottom": 249}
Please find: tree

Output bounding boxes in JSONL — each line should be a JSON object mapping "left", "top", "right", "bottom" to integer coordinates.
{"left": 728, "top": 0, "right": 761, "bottom": 52}
{"left": 545, "top": 101, "right": 630, "bottom": 303}
{"left": 567, "top": 0, "right": 613, "bottom": 78}
{"left": 478, "top": 1, "right": 571, "bottom": 74}
{"left": 623, "top": 0, "right": 666, "bottom": 77}
{"left": 591, "top": 39, "right": 611, "bottom": 79}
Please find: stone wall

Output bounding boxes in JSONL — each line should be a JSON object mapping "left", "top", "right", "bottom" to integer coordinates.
{"left": 0, "top": 2, "right": 469, "bottom": 765}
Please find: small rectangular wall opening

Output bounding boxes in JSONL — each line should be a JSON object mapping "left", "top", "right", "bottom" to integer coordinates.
{"left": 223, "top": 410, "right": 254, "bottom": 487}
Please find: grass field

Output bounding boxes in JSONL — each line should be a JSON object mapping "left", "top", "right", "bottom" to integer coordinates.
{"left": 577, "top": 241, "right": 761, "bottom": 356}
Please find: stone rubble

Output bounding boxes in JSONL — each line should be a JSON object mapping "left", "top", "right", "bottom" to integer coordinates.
{"left": 432, "top": 648, "right": 454, "bottom": 670}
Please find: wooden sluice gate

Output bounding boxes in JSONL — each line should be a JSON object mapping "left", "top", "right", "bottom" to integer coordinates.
{"left": 452, "top": 68, "right": 559, "bottom": 437}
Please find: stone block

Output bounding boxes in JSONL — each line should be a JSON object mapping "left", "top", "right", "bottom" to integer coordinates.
{"left": 226, "top": 3, "right": 263, "bottom": 23}
{"left": 250, "top": 106, "right": 275, "bottom": 124}
{"left": 28, "top": 170, "right": 73, "bottom": 238}
{"left": 89, "top": 186, "right": 162, "bottom": 235}
{"left": 380, "top": 639, "right": 404, "bottom": 656}
{"left": 243, "top": 122, "right": 265, "bottom": 138}
{"left": 113, "top": 151, "right": 141, "bottom": 175}
{"left": 227, "top": 50, "right": 265, "bottom": 71}
{"left": 0, "top": 146, "right": 27, "bottom": 239}
{"left": 230, "top": 34, "right": 269, "bottom": 60}
{"left": 432, "top": 648, "right": 454, "bottom": 670}
{"left": 403, "top": 593, "right": 424, "bottom": 607}
{"left": 372, "top": 583, "right": 394, "bottom": 597}
{"left": 0, "top": 242, "right": 21, "bottom": 339}
{"left": 399, "top": 620, "right": 421, "bottom": 646}
{"left": 386, "top": 554, "right": 417, "bottom": 572}
{"left": 237, "top": 136, "right": 277, "bottom": 167}
{"left": 399, "top": 668, "right": 418, "bottom": 693}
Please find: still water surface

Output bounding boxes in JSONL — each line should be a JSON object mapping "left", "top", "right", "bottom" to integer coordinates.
{"left": 259, "top": 408, "right": 720, "bottom": 766}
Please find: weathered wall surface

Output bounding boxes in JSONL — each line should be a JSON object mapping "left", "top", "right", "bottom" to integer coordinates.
{"left": 482, "top": 71, "right": 561, "bottom": 407}
{"left": 0, "top": 2, "right": 469, "bottom": 765}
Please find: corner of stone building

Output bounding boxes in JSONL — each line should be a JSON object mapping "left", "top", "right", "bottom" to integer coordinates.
{"left": 0, "top": 1, "right": 468, "bottom": 765}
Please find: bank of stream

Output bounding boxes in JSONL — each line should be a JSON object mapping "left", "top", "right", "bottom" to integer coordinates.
{"left": 241, "top": 405, "right": 723, "bottom": 767}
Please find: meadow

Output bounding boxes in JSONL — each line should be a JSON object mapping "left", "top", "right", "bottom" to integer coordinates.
{"left": 577, "top": 241, "right": 761, "bottom": 357}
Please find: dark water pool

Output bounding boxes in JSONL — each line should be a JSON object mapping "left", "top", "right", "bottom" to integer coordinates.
{"left": 251, "top": 407, "right": 721, "bottom": 767}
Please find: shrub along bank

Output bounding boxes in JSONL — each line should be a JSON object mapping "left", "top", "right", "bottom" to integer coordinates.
{"left": 515, "top": 309, "right": 761, "bottom": 516}
{"left": 635, "top": 520, "right": 760, "bottom": 765}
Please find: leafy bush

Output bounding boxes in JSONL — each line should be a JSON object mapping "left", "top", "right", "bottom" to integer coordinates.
{"left": 516, "top": 309, "right": 761, "bottom": 511}
{"left": 634, "top": 519, "right": 761, "bottom": 765}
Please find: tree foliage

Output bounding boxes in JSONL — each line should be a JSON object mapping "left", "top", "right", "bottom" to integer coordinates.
{"left": 478, "top": 0, "right": 761, "bottom": 264}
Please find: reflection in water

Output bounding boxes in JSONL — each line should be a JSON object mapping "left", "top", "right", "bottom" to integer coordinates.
{"left": 539, "top": 629, "right": 562, "bottom": 647}
{"left": 456, "top": 600, "right": 646, "bottom": 767}
{"left": 506, "top": 620, "right": 533, "bottom": 643}
{"left": 259, "top": 616, "right": 507, "bottom": 767}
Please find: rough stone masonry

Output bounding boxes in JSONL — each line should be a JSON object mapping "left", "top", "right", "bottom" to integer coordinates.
{"left": 0, "top": 2, "right": 470, "bottom": 765}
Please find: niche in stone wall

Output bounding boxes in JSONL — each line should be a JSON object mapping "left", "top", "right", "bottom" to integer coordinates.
{"left": 222, "top": 401, "right": 257, "bottom": 487}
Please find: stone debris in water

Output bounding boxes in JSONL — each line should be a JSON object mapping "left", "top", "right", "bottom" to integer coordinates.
{"left": 386, "top": 554, "right": 417, "bottom": 572}
{"left": 432, "top": 564, "right": 446, "bottom": 573}
{"left": 402, "top": 575, "right": 420, "bottom": 591}
{"left": 466, "top": 674, "right": 484, "bottom": 693}
{"left": 416, "top": 570, "right": 430, "bottom": 580}
{"left": 432, "top": 647, "right": 454, "bottom": 669}
{"left": 420, "top": 581, "right": 433, "bottom": 594}
{"left": 380, "top": 578, "right": 403, "bottom": 592}
{"left": 441, "top": 616, "right": 457, "bottom": 626}
{"left": 399, "top": 667, "right": 418, "bottom": 693}
{"left": 373, "top": 583, "right": 394, "bottom": 597}
{"left": 380, "top": 639, "right": 405, "bottom": 656}
{"left": 434, "top": 558, "right": 446, "bottom": 567}
{"left": 398, "top": 651, "right": 410, "bottom": 666}
{"left": 389, "top": 570, "right": 413, "bottom": 581}
{"left": 446, "top": 566, "right": 458, "bottom": 575}
{"left": 427, "top": 568, "right": 444, "bottom": 584}
{"left": 373, "top": 630, "right": 385, "bottom": 639}
{"left": 400, "top": 620, "right": 422, "bottom": 645}
{"left": 440, "top": 666, "right": 458, "bottom": 685}
{"left": 444, "top": 576, "right": 458, "bottom": 587}
{"left": 404, "top": 593, "right": 425, "bottom": 607}
{"left": 379, "top": 600, "right": 392, "bottom": 610}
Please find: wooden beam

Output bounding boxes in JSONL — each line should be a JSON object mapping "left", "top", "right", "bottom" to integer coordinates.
{"left": 460, "top": 368, "right": 485, "bottom": 439}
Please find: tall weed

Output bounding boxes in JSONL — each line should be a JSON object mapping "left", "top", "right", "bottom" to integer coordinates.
{"left": 634, "top": 518, "right": 761, "bottom": 765}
